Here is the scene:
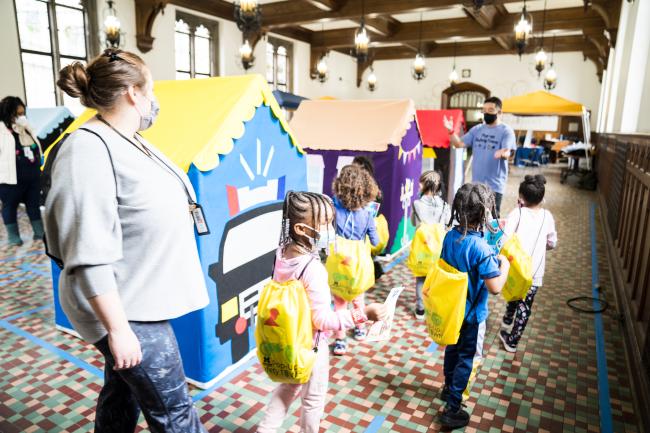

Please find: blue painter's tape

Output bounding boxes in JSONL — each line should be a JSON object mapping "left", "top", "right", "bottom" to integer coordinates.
{"left": 0, "top": 319, "right": 103, "bottom": 378}
{"left": 427, "top": 342, "right": 438, "bottom": 353}
{"left": 192, "top": 356, "right": 258, "bottom": 402}
{"left": 383, "top": 251, "right": 408, "bottom": 272}
{"left": 20, "top": 263, "right": 51, "bottom": 278}
{"left": 589, "top": 203, "right": 613, "bottom": 433}
{"left": 364, "top": 415, "right": 386, "bottom": 433}
{"left": 2, "top": 305, "right": 49, "bottom": 322}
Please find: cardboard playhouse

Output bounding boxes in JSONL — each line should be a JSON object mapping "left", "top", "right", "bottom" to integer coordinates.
{"left": 416, "top": 109, "right": 466, "bottom": 204}
{"left": 290, "top": 99, "right": 422, "bottom": 258}
{"left": 51, "top": 75, "right": 307, "bottom": 388}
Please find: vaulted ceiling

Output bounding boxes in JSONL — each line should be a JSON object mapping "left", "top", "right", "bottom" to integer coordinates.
{"left": 135, "top": 0, "right": 621, "bottom": 84}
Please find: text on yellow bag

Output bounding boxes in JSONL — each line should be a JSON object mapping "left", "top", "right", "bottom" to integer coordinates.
{"left": 407, "top": 223, "right": 446, "bottom": 277}
{"left": 423, "top": 258, "right": 469, "bottom": 346}
{"left": 326, "top": 236, "right": 375, "bottom": 301}
{"left": 255, "top": 277, "right": 316, "bottom": 384}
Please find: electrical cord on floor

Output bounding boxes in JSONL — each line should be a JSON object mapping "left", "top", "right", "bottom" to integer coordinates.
{"left": 566, "top": 284, "right": 610, "bottom": 314}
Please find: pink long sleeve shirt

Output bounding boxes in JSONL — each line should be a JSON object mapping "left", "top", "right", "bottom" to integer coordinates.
{"left": 272, "top": 248, "right": 362, "bottom": 340}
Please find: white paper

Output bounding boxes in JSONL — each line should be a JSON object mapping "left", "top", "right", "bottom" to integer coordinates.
{"left": 366, "top": 286, "right": 405, "bottom": 342}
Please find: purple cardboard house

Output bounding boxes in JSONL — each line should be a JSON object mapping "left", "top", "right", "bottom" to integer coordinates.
{"left": 290, "top": 99, "right": 422, "bottom": 256}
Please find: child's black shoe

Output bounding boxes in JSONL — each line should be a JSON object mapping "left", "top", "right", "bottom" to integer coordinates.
{"left": 415, "top": 308, "right": 425, "bottom": 319}
{"left": 439, "top": 407, "right": 470, "bottom": 430}
{"left": 499, "top": 330, "right": 517, "bottom": 353}
{"left": 439, "top": 385, "right": 449, "bottom": 401}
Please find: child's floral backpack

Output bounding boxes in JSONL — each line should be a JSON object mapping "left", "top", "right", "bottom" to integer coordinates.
{"left": 326, "top": 236, "right": 375, "bottom": 301}
{"left": 255, "top": 259, "right": 317, "bottom": 384}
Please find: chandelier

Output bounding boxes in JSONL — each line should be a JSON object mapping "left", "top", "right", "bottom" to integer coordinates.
{"left": 448, "top": 41, "right": 459, "bottom": 86}
{"left": 234, "top": 0, "right": 262, "bottom": 36}
{"left": 514, "top": 0, "right": 533, "bottom": 58}
{"left": 544, "top": 35, "right": 557, "bottom": 90}
{"left": 354, "top": 0, "right": 370, "bottom": 62}
{"left": 411, "top": 14, "right": 427, "bottom": 81}
{"left": 535, "top": 0, "right": 548, "bottom": 76}
{"left": 316, "top": 54, "right": 329, "bottom": 83}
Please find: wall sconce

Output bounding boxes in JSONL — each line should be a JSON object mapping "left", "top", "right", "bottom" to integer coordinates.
{"left": 239, "top": 40, "right": 255, "bottom": 70}
{"left": 102, "top": 0, "right": 123, "bottom": 48}
{"left": 367, "top": 68, "right": 377, "bottom": 91}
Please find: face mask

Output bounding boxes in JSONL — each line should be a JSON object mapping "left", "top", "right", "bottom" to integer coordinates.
{"left": 14, "top": 115, "right": 28, "bottom": 128}
{"left": 483, "top": 112, "right": 497, "bottom": 125}
{"left": 315, "top": 225, "right": 336, "bottom": 250}
{"left": 135, "top": 94, "right": 159, "bottom": 131}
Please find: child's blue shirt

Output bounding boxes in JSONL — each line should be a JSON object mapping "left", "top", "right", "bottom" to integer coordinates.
{"left": 441, "top": 227, "right": 501, "bottom": 324}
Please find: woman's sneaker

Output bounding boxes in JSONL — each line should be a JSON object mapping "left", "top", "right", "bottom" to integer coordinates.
{"left": 353, "top": 327, "right": 367, "bottom": 341}
{"left": 415, "top": 308, "right": 425, "bottom": 319}
{"left": 499, "top": 330, "right": 517, "bottom": 353}
{"left": 333, "top": 339, "right": 347, "bottom": 356}
{"left": 439, "top": 407, "right": 470, "bottom": 430}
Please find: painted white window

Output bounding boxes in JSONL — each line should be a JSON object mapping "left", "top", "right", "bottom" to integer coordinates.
{"left": 266, "top": 37, "right": 292, "bottom": 92}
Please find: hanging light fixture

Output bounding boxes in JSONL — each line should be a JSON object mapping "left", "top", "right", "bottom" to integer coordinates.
{"left": 367, "top": 67, "right": 377, "bottom": 92}
{"left": 448, "top": 40, "right": 459, "bottom": 86}
{"left": 234, "top": 0, "right": 262, "bottom": 36}
{"left": 535, "top": 0, "right": 548, "bottom": 76}
{"left": 316, "top": 54, "right": 329, "bottom": 83}
{"left": 514, "top": 0, "right": 533, "bottom": 59}
{"left": 101, "top": 1, "right": 123, "bottom": 48}
{"left": 411, "top": 14, "right": 427, "bottom": 81}
{"left": 239, "top": 39, "right": 254, "bottom": 70}
{"left": 544, "top": 35, "right": 557, "bottom": 90}
{"left": 354, "top": 0, "right": 370, "bottom": 62}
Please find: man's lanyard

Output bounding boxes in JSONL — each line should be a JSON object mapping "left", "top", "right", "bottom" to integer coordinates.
{"left": 96, "top": 115, "right": 210, "bottom": 236}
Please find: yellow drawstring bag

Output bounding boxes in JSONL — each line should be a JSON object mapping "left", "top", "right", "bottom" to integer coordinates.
{"left": 422, "top": 258, "right": 469, "bottom": 345}
{"left": 407, "top": 223, "right": 446, "bottom": 277}
{"left": 255, "top": 262, "right": 316, "bottom": 384}
{"left": 371, "top": 215, "right": 389, "bottom": 256}
{"left": 500, "top": 233, "right": 533, "bottom": 302}
{"left": 326, "top": 236, "right": 375, "bottom": 301}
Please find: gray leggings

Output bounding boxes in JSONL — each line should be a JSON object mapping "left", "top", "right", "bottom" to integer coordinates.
{"left": 415, "top": 276, "right": 426, "bottom": 311}
{"left": 93, "top": 321, "right": 206, "bottom": 433}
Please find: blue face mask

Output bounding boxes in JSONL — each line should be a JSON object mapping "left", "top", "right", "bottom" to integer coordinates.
{"left": 301, "top": 223, "right": 335, "bottom": 250}
{"left": 136, "top": 95, "right": 160, "bottom": 131}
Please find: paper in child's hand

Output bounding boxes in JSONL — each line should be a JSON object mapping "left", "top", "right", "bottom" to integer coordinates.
{"left": 366, "top": 286, "right": 405, "bottom": 342}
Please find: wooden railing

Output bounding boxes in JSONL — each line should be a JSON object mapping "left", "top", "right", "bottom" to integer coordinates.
{"left": 595, "top": 132, "right": 650, "bottom": 427}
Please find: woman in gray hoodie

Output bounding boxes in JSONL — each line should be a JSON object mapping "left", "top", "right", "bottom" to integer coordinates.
{"left": 45, "top": 49, "right": 209, "bottom": 433}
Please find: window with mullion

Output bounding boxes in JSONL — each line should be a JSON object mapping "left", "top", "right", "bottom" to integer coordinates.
{"left": 15, "top": 0, "right": 89, "bottom": 110}
{"left": 266, "top": 37, "right": 292, "bottom": 93}
{"left": 175, "top": 12, "right": 217, "bottom": 79}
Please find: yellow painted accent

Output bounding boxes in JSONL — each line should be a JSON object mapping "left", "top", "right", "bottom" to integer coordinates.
{"left": 221, "top": 297, "right": 239, "bottom": 323}
{"left": 423, "top": 147, "right": 437, "bottom": 159}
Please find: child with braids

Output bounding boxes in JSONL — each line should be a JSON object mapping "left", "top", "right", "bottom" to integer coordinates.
{"left": 499, "top": 175, "right": 557, "bottom": 353}
{"left": 257, "top": 191, "right": 387, "bottom": 433}
{"left": 330, "top": 165, "right": 381, "bottom": 355}
{"left": 411, "top": 170, "right": 451, "bottom": 319}
{"left": 437, "top": 183, "right": 510, "bottom": 430}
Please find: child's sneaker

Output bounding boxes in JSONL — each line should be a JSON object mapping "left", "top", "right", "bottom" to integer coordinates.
{"left": 439, "top": 407, "right": 470, "bottom": 430}
{"left": 415, "top": 308, "right": 425, "bottom": 319}
{"left": 499, "top": 330, "right": 517, "bottom": 353}
{"left": 333, "top": 339, "right": 347, "bottom": 356}
{"left": 353, "top": 327, "right": 367, "bottom": 341}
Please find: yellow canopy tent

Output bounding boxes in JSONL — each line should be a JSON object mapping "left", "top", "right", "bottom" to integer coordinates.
{"left": 48, "top": 74, "right": 301, "bottom": 172}
{"left": 502, "top": 90, "right": 584, "bottom": 116}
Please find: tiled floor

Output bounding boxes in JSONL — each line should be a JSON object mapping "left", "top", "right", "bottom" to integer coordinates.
{"left": 0, "top": 165, "right": 640, "bottom": 432}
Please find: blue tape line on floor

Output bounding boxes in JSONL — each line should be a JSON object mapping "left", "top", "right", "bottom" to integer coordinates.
{"left": 20, "top": 263, "right": 51, "bottom": 278}
{"left": 364, "top": 415, "right": 386, "bottom": 433}
{"left": 427, "top": 342, "right": 438, "bottom": 353}
{"left": 382, "top": 251, "right": 408, "bottom": 272}
{"left": 192, "top": 356, "right": 258, "bottom": 402}
{"left": 0, "top": 251, "right": 42, "bottom": 263}
{"left": 2, "top": 305, "right": 49, "bottom": 322}
{"left": 590, "top": 203, "right": 613, "bottom": 433}
{"left": 0, "top": 319, "right": 103, "bottom": 378}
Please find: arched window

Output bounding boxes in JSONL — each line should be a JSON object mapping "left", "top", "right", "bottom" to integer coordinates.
{"left": 266, "top": 37, "right": 292, "bottom": 92}
{"left": 441, "top": 82, "right": 491, "bottom": 130}
{"left": 14, "top": 0, "right": 93, "bottom": 112}
{"left": 175, "top": 12, "right": 218, "bottom": 80}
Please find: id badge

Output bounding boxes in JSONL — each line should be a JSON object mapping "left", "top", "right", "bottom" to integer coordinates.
{"left": 191, "top": 204, "right": 210, "bottom": 236}
{"left": 23, "top": 146, "right": 34, "bottom": 162}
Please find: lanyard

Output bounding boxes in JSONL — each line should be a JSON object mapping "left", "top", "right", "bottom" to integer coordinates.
{"left": 97, "top": 115, "right": 195, "bottom": 206}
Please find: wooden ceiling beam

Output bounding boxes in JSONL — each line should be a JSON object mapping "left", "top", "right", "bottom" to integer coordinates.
{"left": 463, "top": 4, "right": 503, "bottom": 30}
{"left": 302, "top": 0, "right": 346, "bottom": 12}
{"left": 311, "top": 8, "right": 605, "bottom": 49}
{"left": 170, "top": 0, "right": 233, "bottom": 20}
{"left": 363, "top": 16, "right": 401, "bottom": 37}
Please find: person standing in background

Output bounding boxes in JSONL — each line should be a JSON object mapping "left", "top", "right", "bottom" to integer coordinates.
{"left": 444, "top": 96, "right": 516, "bottom": 217}
{"left": 0, "top": 96, "right": 44, "bottom": 246}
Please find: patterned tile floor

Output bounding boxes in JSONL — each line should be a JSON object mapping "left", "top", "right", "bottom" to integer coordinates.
{"left": 0, "top": 165, "right": 640, "bottom": 432}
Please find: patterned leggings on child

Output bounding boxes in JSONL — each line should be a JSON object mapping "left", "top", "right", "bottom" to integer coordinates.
{"left": 502, "top": 286, "right": 540, "bottom": 346}
{"left": 332, "top": 294, "right": 365, "bottom": 339}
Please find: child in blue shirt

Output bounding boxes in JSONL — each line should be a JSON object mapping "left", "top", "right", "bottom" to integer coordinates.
{"left": 438, "top": 183, "right": 510, "bottom": 430}
{"left": 331, "top": 164, "right": 380, "bottom": 355}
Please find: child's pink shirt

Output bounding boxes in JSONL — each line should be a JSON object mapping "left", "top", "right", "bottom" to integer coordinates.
{"left": 272, "top": 248, "right": 356, "bottom": 340}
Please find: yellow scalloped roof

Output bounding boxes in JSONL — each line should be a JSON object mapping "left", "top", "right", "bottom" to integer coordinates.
{"left": 50, "top": 74, "right": 301, "bottom": 172}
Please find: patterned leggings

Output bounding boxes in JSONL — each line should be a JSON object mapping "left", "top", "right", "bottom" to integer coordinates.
{"left": 502, "top": 286, "right": 540, "bottom": 346}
